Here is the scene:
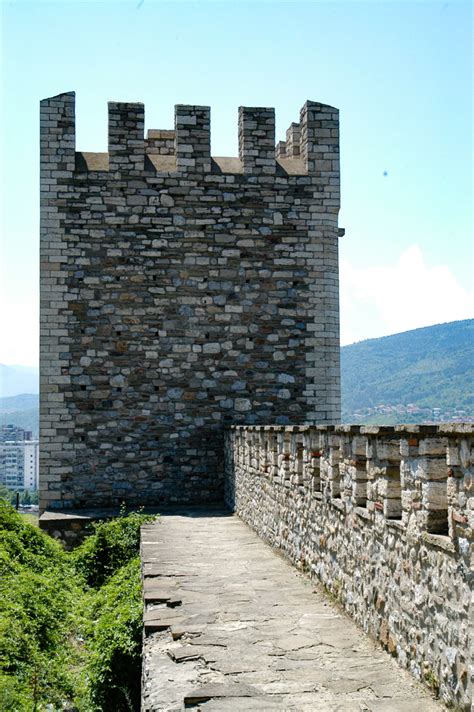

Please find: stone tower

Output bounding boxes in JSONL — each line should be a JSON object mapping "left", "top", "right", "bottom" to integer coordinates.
{"left": 40, "top": 92, "right": 342, "bottom": 511}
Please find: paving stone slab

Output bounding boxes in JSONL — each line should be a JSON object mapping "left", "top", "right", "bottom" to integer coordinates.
{"left": 141, "top": 511, "right": 446, "bottom": 711}
{"left": 184, "top": 682, "right": 261, "bottom": 703}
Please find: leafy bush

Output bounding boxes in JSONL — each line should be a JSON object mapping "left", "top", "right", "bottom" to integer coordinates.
{"left": 0, "top": 499, "right": 65, "bottom": 575}
{"left": 71, "top": 508, "right": 156, "bottom": 588}
{"left": 0, "top": 672, "right": 31, "bottom": 711}
{"left": 0, "top": 501, "right": 157, "bottom": 711}
{"left": 85, "top": 558, "right": 143, "bottom": 710}
{"left": 0, "top": 501, "right": 83, "bottom": 709}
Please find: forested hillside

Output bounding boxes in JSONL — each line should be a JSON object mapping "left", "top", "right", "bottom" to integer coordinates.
{"left": 341, "top": 319, "right": 473, "bottom": 423}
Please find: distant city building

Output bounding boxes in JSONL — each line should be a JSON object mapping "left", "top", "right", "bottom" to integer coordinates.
{"left": 0, "top": 435, "right": 39, "bottom": 491}
{"left": 0, "top": 424, "right": 33, "bottom": 443}
{"left": 23, "top": 441, "right": 39, "bottom": 490}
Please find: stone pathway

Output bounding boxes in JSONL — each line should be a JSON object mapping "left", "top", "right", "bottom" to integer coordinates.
{"left": 141, "top": 509, "right": 445, "bottom": 711}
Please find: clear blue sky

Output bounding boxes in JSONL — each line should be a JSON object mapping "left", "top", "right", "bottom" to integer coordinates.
{"left": 0, "top": 0, "right": 472, "bottom": 366}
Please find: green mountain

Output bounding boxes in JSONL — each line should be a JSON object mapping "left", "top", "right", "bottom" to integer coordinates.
{"left": 341, "top": 319, "right": 474, "bottom": 424}
{"left": 0, "top": 394, "right": 39, "bottom": 437}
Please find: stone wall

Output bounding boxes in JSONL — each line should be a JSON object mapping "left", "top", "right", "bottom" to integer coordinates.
{"left": 40, "top": 93, "right": 342, "bottom": 511}
{"left": 224, "top": 424, "right": 473, "bottom": 710}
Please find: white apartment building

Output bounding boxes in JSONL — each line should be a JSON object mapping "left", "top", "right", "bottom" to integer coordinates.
{"left": 23, "top": 441, "right": 39, "bottom": 490}
{"left": 0, "top": 440, "right": 39, "bottom": 491}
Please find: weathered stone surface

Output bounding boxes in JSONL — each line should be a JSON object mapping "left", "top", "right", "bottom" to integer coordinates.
{"left": 141, "top": 512, "right": 445, "bottom": 711}
{"left": 225, "top": 424, "right": 473, "bottom": 711}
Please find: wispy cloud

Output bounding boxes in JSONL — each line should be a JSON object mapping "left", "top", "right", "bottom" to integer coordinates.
{"left": 340, "top": 245, "right": 474, "bottom": 345}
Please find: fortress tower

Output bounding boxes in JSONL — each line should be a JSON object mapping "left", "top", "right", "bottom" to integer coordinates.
{"left": 40, "top": 92, "right": 342, "bottom": 511}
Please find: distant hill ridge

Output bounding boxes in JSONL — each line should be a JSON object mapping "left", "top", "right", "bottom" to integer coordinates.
{"left": 341, "top": 319, "right": 473, "bottom": 424}
{"left": 0, "top": 393, "right": 39, "bottom": 437}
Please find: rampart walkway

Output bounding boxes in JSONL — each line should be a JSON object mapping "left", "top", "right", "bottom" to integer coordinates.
{"left": 141, "top": 509, "right": 444, "bottom": 711}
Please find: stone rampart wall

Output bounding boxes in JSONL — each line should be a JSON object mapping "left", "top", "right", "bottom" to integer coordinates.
{"left": 225, "top": 423, "right": 473, "bottom": 710}
{"left": 40, "top": 93, "right": 342, "bottom": 511}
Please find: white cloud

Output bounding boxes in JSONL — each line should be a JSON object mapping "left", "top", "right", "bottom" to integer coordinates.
{"left": 340, "top": 245, "right": 474, "bottom": 345}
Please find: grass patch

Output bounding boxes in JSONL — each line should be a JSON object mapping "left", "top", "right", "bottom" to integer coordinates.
{"left": 18, "top": 512, "right": 39, "bottom": 527}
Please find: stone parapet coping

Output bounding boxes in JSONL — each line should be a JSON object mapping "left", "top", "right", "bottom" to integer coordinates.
{"left": 229, "top": 423, "right": 474, "bottom": 435}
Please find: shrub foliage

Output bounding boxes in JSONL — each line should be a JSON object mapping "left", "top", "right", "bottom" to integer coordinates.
{"left": 0, "top": 500, "right": 157, "bottom": 711}
{"left": 72, "top": 508, "right": 150, "bottom": 588}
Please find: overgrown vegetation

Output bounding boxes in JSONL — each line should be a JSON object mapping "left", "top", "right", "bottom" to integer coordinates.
{"left": 0, "top": 499, "right": 157, "bottom": 710}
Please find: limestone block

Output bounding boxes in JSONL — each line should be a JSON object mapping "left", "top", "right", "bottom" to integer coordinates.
{"left": 416, "top": 457, "right": 448, "bottom": 481}
{"left": 419, "top": 437, "right": 448, "bottom": 456}
{"left": 422, "top": 481, "right": 448, "bottom": 510}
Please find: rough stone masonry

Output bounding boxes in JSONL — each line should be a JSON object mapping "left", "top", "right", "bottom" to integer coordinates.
{"left": 225, "top": 424, "right": 473, "bottom": 710}
{"left": 40, "top": 93, "right": 342, "bottom": 511}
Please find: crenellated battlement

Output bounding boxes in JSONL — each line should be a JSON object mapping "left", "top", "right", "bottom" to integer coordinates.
{"left": 40, "top": 92, "right": 339, "bottom": 177}
{"left": 40, "top": 89, "right": 342, "bottom": 516}
{"left": 146, "top": 129, "right": 175, "bottom": 155}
